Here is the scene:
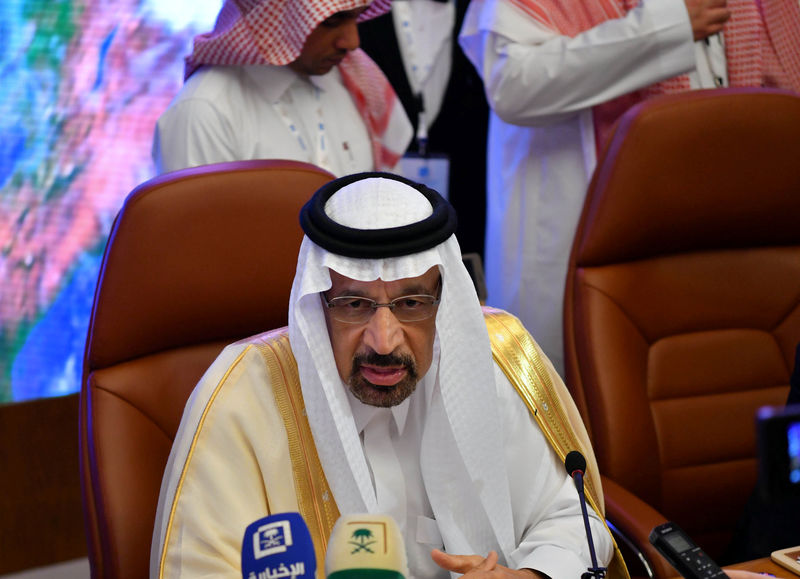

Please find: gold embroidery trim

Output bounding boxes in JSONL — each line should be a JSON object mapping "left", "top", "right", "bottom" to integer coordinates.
{"left": 160, "top": 317, "right": 628, "bottom": 578}
{"left": 255, "top": 329, "right": 340, "bottom": 575}
{"left": 484, "top": 308, "right": 630, "bottom": 579}
{"left": 158, "top": 346, "right": 251, "bottom": 578}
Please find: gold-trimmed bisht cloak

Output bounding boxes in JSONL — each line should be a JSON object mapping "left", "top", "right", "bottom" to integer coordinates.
{"left": 156, "top": 309, "right": 629, "bottom": 578}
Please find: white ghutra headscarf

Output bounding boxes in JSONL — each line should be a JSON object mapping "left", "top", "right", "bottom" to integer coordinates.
{"left": 288, "top": 174, "right": 520, "bottom": 561}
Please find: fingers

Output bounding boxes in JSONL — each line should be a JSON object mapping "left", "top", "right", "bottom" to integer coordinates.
{"left": 684, "top": 0, "right": 732, "bottom": 40}
{"left": 478, "top": 550, "right": 500, "bottom": 571}
{"left": 725, "top": 571, "right": 788, "bottom": 579}
{"left": 431, "top": 549, "right": 479, "bottom": 573}
{"left": 431, "top": 549, "right": 499, "bottom": 574}
{"left": 704, "top": 7, "right": 732, "bottom": 34}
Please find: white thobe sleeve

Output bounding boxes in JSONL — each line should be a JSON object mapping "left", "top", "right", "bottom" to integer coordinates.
{"left": 460, "top": 0, "right": 698, "bottom": 126}
{"left": 495, "top": 365, "right": 614, "bottom": 578}
{"left": 152, "top": 98, "right": 240, "bottom": 174}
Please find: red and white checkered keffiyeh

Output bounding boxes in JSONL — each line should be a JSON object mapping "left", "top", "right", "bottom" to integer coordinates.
{"left": 509, "top": 0, "right": 800, "bottom": 151}
{"left": 758, "top": 0, "right": 800, "bottom": 93}
{"left": 184, "top": 0, "right": 410, "bottom": 170}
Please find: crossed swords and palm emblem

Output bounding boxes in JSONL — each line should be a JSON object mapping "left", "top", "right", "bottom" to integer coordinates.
{"left": 347, "top": 528, "right": 378, "bottom": 554}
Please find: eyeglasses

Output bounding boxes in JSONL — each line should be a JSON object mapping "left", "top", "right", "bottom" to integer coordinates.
{"left": 323, "top": 293, "right": 441, "bottom": 324}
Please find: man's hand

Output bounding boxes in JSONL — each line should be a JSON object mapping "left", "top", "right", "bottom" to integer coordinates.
{"left": 430, "top": 549, "right": 545, "bottom": 578}
{"left": 684, "top": 0, "right": 731, "bottom": 40}
{"left": 725, "top": 571, "right": 788, "bottom": 578}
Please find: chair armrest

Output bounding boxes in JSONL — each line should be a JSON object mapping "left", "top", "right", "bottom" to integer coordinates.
{"left": 601, "top": 475, "right": 674, "bottom": 579}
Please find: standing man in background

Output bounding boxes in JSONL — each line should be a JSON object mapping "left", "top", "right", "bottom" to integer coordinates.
{"left": 359, "top": 0, "right": 491, "bottom": 258}
{"left": 153, "top": 0, "right": 413, "bottom": 176}
{"left": 459, "top": 0, "right": 800, "bottom": 376}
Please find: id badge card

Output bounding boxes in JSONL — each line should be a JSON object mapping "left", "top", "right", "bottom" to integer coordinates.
{"left": 397, "top": 153, "right": 450, "bottom": 200}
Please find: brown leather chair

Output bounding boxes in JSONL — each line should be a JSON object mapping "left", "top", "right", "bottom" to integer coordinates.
{"left": 79, "top": 159, "right": 334, "bottom": 578}
{"left": 564, "top": 88, "right": 800, "bottom": 578}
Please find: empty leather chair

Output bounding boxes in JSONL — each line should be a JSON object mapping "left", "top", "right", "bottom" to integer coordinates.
{"left": 564, "top": 88, "right": 800, "bottom": 578}
{"left": 79, "top": 159, "right": 334, "bottom": 578}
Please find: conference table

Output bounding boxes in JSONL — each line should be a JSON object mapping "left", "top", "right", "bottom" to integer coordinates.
{"left": 726, "top": 557, "right": 790, "bottom": 575}
{"left": 667, "top": 556, "right": 795, "bottom": 577}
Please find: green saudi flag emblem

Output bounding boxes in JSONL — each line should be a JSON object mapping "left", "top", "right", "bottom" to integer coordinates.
{"left": 349, "top": 528, "right": 377, "bottom": 554}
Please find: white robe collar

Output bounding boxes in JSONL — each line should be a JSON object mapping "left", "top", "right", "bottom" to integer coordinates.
{"left": 242, "top": 64, "right": 342, "bottom": 104}
{"left": 349, "top": 389, "right": 411, "bottom": 437}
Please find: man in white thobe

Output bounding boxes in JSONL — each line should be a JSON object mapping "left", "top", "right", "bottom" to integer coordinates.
{"left": 151, "top": 172, "right": 625, "bottom": 578}
{"left": 153, "top": 0, "right": 412, "bottom": 176}
{"left": 459, "top": 0, "right": 800, "bottom": 376}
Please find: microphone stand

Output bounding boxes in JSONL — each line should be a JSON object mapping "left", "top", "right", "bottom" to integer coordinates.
{"left": 573, "top": 469, "right": 607, "bottom": 579}
{"left": 565, "top": 450, "right": 607, "bottom": 579}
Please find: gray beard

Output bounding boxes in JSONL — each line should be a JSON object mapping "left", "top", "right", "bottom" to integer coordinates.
{"left": 347, "top": 352, "right": 419, "bottom": 408}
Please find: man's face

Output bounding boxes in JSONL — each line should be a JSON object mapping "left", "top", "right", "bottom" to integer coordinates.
{"left": 323, "top": 267, "right": 441, "bottom": 407}
{"left": 288, "top": 7, "right": 367, "bottom": 76}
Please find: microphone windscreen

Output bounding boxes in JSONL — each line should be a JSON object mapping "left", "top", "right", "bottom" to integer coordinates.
{"left": 325, "top": 513, "right": 408, "bottom": 579}
{"left": 241, "top": 512, "right": 317, "bottom": 578}
{"left": 565, "top": 450, "right": 587, "bottom": 477}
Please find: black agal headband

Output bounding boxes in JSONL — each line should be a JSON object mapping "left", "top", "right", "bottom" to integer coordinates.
{"left": 299, "top": 172, "right": 458, "bottom": 259}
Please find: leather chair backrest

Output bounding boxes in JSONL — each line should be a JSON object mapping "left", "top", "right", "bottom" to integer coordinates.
{"left": 564, "top": 88, "right": 800, "bottom": 561}
{"left": 79, "top": 159, "right": 334, "bottom": 578}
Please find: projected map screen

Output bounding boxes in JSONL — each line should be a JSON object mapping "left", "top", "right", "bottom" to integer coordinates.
{"left": 1, "top": 0, "right": 219, "bottom": 403}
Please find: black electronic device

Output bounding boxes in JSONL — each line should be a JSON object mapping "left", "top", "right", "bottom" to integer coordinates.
{"left": 648, "top": 522, "right": 728, "bottom": 578}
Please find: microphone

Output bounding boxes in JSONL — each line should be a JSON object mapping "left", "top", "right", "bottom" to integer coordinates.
{"left": 241, "top": 512, "right": 317, "bottom": 579}
{"left": 325, "top": 513, "right": 408, "bottom": 578}
{"left": 565, "top": 450, "right": 607, "bottom": 579}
